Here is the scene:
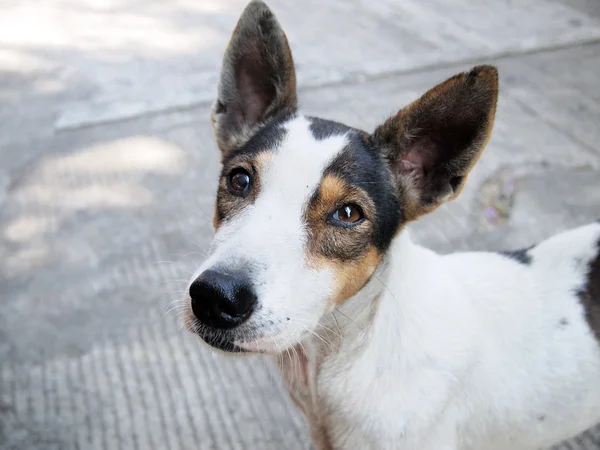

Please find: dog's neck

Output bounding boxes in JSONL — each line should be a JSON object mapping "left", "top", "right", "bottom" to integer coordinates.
{"left": 294, "top": 229, "right": 451, "bottom": 448}
{"left": 318, "top": 229, "right": 440, "bottom": 359}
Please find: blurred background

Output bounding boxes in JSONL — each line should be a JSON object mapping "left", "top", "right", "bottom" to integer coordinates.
{"left": 2, "top": 0, "right": 600, "bottom": 449}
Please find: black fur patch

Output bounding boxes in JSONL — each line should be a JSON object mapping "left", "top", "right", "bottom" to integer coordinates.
{"left": 323, "top": 131, "right": 403, "bottom": 253}
{"left": 221, "top": 111, "right": 295, "bottom": 166}
{"left": 500, "top": 247, "right": 533, "bottom": 265}
{"left": 308, "top": 116, "right": 354, "bottom": 141}
{"left": 202, "top": 333, "right": 248, "bottom": 353}
{"left": 578, "top": 237, "right": 600, "bottom": 344}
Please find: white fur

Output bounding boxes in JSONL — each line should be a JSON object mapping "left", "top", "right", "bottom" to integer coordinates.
{"left": 312, "top": 224, "right": 600, "bottom": 450}
{"left": 191, "top": 117, "right": 348, "bottom": 352}
{"left": 189, "top": 117, "right": 600, "bottom": 449}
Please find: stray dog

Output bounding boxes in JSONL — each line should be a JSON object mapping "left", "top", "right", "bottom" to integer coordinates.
{"left": 184, "top": 1, "right": 600, "bottom": 449}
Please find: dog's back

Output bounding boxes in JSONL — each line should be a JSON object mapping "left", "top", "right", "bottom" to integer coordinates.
{"left": 444, "top": 222, "right": 600, "bottom": 449}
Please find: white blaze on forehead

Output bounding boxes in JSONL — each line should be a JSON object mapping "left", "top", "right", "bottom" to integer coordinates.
{"left": 257, "top": 117, "right": 348, "bottom": 219}
{"left": 208, "top": 116, "right": 349, "bottom": 256}
{"left": 236, "top": 116, "right": 349, "bottom": 338}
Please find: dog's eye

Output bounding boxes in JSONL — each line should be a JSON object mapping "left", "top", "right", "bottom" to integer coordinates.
{"left": 228, "top": 168, "right": 251, "bottom": 195}
{"left": 331, "top": 204, "right": 364, "bottom": 226}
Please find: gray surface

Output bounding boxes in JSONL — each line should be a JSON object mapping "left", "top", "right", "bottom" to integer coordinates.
{"left": 1, "top": 0, "right": 600, "bottom": 449}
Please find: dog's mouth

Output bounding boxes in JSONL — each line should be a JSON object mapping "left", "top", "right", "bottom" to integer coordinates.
{"left": 232, "top": 336, "right": 289, "bottom": 353}
{"left": 184, "top": 302, "right": 311, "bottom": 354}
{"left": 202, "top": 333, "right": 285, "bottom": 354}
{"left": 199, "top": 331, "right": 303, "bottom": 354}
{"left": 188, "top": 324, "right": 250, "bottom": 354}
{"left": 188, "top": 318, "right": 306, "bottom": 355}
{"left": 202, "top": 333, "right": 248, "bottom": 353}
{"left": 185, "top": 313, "right": 280, "bottom": 354}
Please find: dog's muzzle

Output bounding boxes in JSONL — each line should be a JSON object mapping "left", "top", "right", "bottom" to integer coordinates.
{"left": 189, "top": 269, "right": 257, "bottom": 329}
{"left": 188, "top": 269, "right": 258, "bottom": 352}
{"left": 189, "top": 268, "right": 263, "bottom": 352}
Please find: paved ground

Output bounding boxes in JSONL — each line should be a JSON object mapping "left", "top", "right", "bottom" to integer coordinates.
{"left": 2, "top": 0, "right": 600, "bottom": 449}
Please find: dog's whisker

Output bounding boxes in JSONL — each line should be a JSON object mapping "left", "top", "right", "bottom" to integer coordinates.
{"left": 286, "top": 319, "right": 337, "bottom": 352}
{"left": 332, "top": 307, "right": 364, "bottom": 332}
{"left": 162, "top": 279, "right": 189, "bottom": 284}
{"left": 163, "top": 304, "right": 187, "bottom": 319}
{"left": 328, "top": 311, "right": 344, "bottom": 338}
{"left": 153, "top": 260, "right": 178, "bottom": 265}
{"left": 191, "top": 240, "right": 211, "bottom": 257}
{"left": 373, "top": 275, "right": 399, "bottom": 306}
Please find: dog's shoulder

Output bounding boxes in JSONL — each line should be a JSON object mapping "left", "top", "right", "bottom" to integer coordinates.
{"left": 528, "top": 222, "right": 600, "bottom": 341}
{"left": 529, "top": 221, "right": 600, "bottom": 272}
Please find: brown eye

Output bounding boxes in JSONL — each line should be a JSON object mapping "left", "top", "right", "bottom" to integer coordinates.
{"left": 331, "top": 204, "right": 364, "bottom": 226}
{"left": 228, "top": 169, "right": 251, "bottom": 195}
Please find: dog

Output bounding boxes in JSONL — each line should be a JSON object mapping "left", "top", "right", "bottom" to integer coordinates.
{"left": 183, "top": 1, "right": 600, "bottom": 449}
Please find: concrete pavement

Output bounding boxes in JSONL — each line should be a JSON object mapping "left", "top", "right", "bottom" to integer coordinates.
{"left": 2, "top": 0, "right": 600, "bottom": 449}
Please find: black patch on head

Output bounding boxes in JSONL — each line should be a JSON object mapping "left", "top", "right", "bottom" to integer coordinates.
{"left": 559, "top": 318, "right": 569, "bottom": 328}
{"left": 308, "top": 116, "right": 353, "bottom": 141}
{"left": 499, "top": 246, "right": 533, "bottom": 265}
{"left": 221, "top": 111, "right": 295, "bottom": 166}
{"left": 324, "top": 132, "right": 403, "bottom": 253}
{"left": 577, "top": 236, "right": 600, "bottom": 344}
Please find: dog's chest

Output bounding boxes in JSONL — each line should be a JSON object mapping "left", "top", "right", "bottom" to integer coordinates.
{"left": 315, "top": 342, "right": 600, "bottom": 450}
{"left": 312, "top": 334, "right": 465, "bottom": 450}
{"left": 301, "top": 280, "right": 600, "bottom": 449}
{"left": 317, "top": 354, "right": 417, "bottom": 449}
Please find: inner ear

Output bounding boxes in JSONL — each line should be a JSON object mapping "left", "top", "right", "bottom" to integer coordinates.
{"left": 398, "top": 137, "right": 438, "bottom": 189}
{"left": 236, "top": 55, "right": 278, "bottom": 125}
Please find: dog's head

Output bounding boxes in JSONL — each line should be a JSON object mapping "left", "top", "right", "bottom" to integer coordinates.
{"left": 184, "top": 1, "right": 498, "bottom": 353}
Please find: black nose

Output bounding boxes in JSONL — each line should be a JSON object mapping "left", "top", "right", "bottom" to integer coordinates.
{"left": 189, "top": 270, "right": 257, "bottom": 329}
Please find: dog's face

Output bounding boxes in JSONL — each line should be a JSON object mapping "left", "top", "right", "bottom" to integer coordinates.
{"left": 184, "top": 0, "right": 498, "bottom": 354}
{"left": 190, "top": 114, "right": 401, "bottom": 353}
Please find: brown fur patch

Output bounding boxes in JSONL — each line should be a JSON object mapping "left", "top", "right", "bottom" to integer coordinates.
{"left": 331, "top": 247, "right": 382, "bottom": 304}
{"left": 254, "top": 150, "right": 275, "bottom": 171}
{"left": 213, "top": 203, "right": 220, "bottom": 229}
{"left": 373, "top": 65, "right": 499, "bottom": 222}
{"left": 305, "top": 175, "right": 382, "bottom": 304}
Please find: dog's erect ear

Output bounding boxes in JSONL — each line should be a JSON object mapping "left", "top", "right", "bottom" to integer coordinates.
{"left": 211, "top": 1, "right": 297, "bottom": 156}
{"left": 372, "top": 65, "right": 499, "bottom": 221}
